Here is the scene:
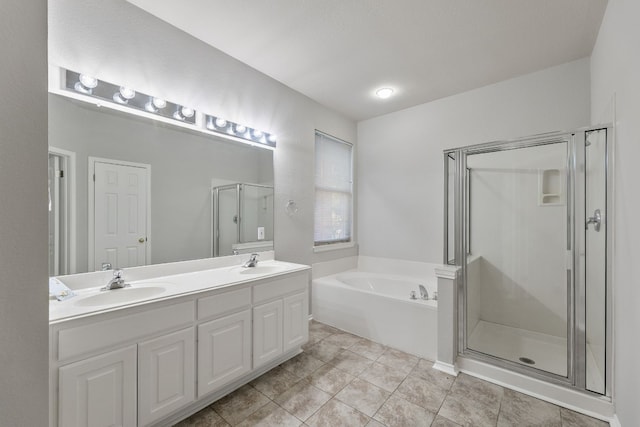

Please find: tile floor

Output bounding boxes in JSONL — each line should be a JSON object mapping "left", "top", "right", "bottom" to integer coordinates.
{"left": 175, "top": 321, "right": 609, "bottom": 427}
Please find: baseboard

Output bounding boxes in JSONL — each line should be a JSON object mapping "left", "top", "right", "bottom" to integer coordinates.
{"left": 433, "top": 361, "right": 459, "bottom": 376}
{"left": 609, "top": 414, "right": 621, "bottom": 427}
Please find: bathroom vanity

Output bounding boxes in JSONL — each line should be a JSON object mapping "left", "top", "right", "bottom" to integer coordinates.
{"left": 49, "top": 256, "right": 310, "bottom": 427}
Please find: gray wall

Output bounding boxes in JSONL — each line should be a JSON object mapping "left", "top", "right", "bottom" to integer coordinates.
{"left": 49, "top": 0, "right": 358, "bottom": 267}
{"left": 0, "top": 1, "right": 49, "bottom": 426}
{"left": 49, "top": 94, "right": 273, "bottom": 272}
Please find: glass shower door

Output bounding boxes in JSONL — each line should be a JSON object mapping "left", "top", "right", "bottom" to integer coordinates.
{"left": 464, "top": 140, "right": 570, "bottom": 377}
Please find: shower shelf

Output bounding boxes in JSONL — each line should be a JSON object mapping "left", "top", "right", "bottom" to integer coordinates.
{"left": 538, "top": 169, "right": 564, "bottom": 206}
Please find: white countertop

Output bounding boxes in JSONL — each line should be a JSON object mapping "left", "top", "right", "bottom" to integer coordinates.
{"left": 49, "top": 259, "right": 310, "bottom": 323}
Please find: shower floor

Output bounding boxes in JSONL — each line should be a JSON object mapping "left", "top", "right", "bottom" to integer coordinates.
{"left": 468, "top": 320, "right": 604, "bottom": 389}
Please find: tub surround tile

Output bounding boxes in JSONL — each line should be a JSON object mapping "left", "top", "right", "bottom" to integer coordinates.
{"left": 211, "top": 385, "right": 270, "bottom": 425}
{"left": 274, "top": 380, "right": 332, "bottom": 421}
{"left": 281, "top": 352, "right": 326, "bottom": 377}
{"left": 349, "top": 338, "right": 387, "bottom": 360}
{"left": 235, "top": 402, "right": 301, "bottom": 427}
{"left": 306, "top": 340, "right": 344, "bottom": 362}
{"left": 497, "top": 388, "right": 561, "bottom": 427}
{"left": 411, "top": 358, "right": 455, "bottom": 391}
{"left": 376, "top": 348, "right": 419, "bottom": 374}
{"left": 306, "top": 364, "right": 355, "bottom": 395}
{"left": 560, "top": 408, "right": 609, "bottom": 427}
{"left": 323, "top": 332, "right": 362, "bottom": 349}
{"left": 329, "top": 350, "right": 374, "bottom": 376}
{"left": 174, "top": 407, "right": 230, "bottom": 427}
{"left": 250, "top": 366, "right": 302, "bottom": 399}
{"left": 305, "top": 398, "right": 370, "bottom": 427}
{"left": 373, "top": 394, "right": 435, "bottom": 427}
{"left": 335, "top": 378, "right": 391, "bottom": 417}
{"left": 358, "top": 362, "right": 407, "bottom": 392}
{"left": 395, "top": 375, "right": 448, "bottom": 413}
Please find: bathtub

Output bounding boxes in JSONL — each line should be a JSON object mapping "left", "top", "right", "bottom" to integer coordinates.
{"left": 312, "top": 269, "right": 438, "bottom": 360}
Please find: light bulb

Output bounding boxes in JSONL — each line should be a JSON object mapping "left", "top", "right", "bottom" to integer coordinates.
{"left": 180, "top": 107, "right": 194, "bottom": 118}
{"left": 79, "top": 74, "right": 98, "bottom": 89}
{"left": 152, "top": 97, "right": 166, "bottom": 109}
{"left": 251, "top": 129, "right": 263, "bottom": 139}
{"left": 234, "top": 124, "right": 247, "bottom": 135}
{"left": 267, "top": 134, "right": 277, "bottom": 143}
{"left": 375, "top": 87, "right": 394, "bottom": 99}
{"left": 215, "top": 117, "right": 227, "bottom": 128}
{"left": 113, "top": 86, "right": 136, "bottom": 104}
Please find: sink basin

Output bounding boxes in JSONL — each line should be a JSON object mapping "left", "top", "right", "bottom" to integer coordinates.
{"left": 238, "top": 265, "right": 285, "bottom": 275}
{"left": 75, "top": 285, "right": 167, "bottom": 307}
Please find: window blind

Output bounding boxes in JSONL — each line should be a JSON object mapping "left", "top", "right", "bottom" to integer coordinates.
{"left": 314, "top": 131, "right": 353, "bottom": 245}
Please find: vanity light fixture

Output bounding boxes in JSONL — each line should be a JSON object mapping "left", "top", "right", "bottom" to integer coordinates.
{"left": 113, "top": 86, "right": 136, "bottom": 104}
{"left": 375, "top": 87, "right": 394, "bottom": 99}
{"left": 61, "top": 68, "right": 275, "bottom": 149}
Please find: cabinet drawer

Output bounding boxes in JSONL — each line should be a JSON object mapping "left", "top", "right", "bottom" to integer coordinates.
{"left": 253, "top": 273, "right": 308, "bottom": 304}
{"left": 198, "top": 287, "right": 251, "bottom": 320}
{"left": 57, "top": 301, "right": 194, "bottom": 362}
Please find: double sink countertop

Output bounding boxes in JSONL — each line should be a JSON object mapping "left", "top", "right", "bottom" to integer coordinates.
{"left": 50, "top": 256, "right": 309, "bottom": 323}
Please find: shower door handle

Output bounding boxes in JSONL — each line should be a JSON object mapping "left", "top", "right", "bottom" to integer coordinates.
{"left": 586, "top": 209, "right": 601, "bottom": 232}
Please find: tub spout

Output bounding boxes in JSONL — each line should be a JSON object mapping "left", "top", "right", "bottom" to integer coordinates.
{"left": 418, "top": 284, "right": 429, "bottom": 300}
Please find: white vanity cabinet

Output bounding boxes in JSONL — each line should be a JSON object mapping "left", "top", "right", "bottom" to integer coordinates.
{"left": 50, "top": 266, "right": 310, "bottom": 427}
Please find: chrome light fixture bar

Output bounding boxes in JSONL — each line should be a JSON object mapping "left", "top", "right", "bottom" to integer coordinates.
{"left": 65, "top": 70, "right": 196, "bottom": 125}
{"left": 61, "top": 69, "right": 277, "bottom": 149}
{"left": 205, "top": 114, "right": 276, "bottom": 148}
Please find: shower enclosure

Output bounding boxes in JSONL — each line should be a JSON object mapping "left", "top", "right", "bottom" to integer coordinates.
{"left": 211, "top": 183, "right": 274, "bottom": 257}
{"left": 444, "top": 126, "right": 612, "bottom": 396}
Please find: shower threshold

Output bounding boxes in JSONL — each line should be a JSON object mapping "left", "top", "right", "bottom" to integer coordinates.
{"left": 467, "top": 320, "right": 604, "bottom": 388}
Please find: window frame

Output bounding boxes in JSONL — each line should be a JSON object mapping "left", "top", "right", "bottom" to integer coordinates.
{"left": 313, "top": 130, "right": 354, "bottom": 250}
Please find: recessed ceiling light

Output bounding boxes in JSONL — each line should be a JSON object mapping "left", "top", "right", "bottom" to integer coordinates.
{"left": 375, "top": 87, "right": 394, "bottom": 99}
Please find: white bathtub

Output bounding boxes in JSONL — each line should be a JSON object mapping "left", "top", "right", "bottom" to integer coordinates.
{"left": 312, "top": 269, "right": 438, "bottom": 360}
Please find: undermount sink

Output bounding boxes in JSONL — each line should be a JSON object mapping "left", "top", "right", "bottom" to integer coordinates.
{"left": 238, "top": 265, "right": 286, "bottom": 275}
{"left": 75, "top": 285, "right": 168, "bottom": 307}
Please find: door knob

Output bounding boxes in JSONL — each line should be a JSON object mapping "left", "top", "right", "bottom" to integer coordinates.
{"left": 138, "top": 237, "right": 145, "bottom": 243}
{"left": 586, "top": 209, "right": 601, "bottom": 232}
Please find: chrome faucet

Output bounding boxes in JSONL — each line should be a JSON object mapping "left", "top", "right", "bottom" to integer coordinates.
{"left": 418, "top": 284, "right": 429, "bottom": 300}
{"left": 243, "top": 253, "right": 259, "bottom": 268}
{"left": 102, "top": 269, "right": 130, "bottom": 291}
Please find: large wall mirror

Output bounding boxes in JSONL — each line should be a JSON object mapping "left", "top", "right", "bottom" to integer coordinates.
{"left": 48, "top": 94, "right": 274, "bottom": 276}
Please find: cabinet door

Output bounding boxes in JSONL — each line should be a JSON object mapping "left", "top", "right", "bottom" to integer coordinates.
{"left": 283, "top": 291, "right": 309, "bottom": 352}
{"left": 59, "top": 345, "right": 136, "bottom": 427}
{"left": 198, "top": 309, "right": 251, "bottom": 397}
{"left": 138, "top": 328, "right": 195, "bottom": 426}
{"left": 253, "top": 300, "right": 283, "bottom": 369}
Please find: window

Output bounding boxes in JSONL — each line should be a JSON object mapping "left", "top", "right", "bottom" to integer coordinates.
{"left": 314, "top": 131, "right": 353, "bottom": 246}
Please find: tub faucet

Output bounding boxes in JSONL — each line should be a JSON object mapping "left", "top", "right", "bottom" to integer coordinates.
{"left": 243, "top": 253, "right": 259, "bottom": 268}
{"left": 102, "top": 269, "right": 129, "bottom": 291}
{"left": 418, "top": 284, "right": 429, "bottom": 300}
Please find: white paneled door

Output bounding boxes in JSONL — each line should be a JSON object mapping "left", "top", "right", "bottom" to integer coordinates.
{"left": 93, "top": 160, "right": 149, "bottom": 270}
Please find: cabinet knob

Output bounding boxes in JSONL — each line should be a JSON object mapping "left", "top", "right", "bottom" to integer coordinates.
{"left": 138, "top": 237, "right": 145, "bottom": 243}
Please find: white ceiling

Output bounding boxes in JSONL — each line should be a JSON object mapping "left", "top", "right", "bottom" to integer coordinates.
{"left": 126, "top": 0, "right": 608, "bottom": 121}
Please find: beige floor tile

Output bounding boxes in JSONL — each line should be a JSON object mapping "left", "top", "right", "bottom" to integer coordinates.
{"left": 306, "top": 398, "right": 370, "bottom": 427}
{"left": 211, "top": 385, "right": 270, "bottom": 425}
{"left": 373, "top": 394, "right": 435, "bottom": 427}
{"left": 376, "top": 348, "right": 419, "bottom": 374}
{"left": 306, "top": 363, "right": 355, "bottom": 395}
{"left": 449, "top": 373, "right": 504, "bottom": 408}
{"left": 411, "top": 358, "right": 456, "bottom": 391}
{"left": 250, "top": 366, "right": 302, "bottom": 399}
{"left": 560, "top": 408, "right": 609, "bottom": 427}
{"left": 310, "top": 321, "right": 340, "bottom": 335}
{"left": 235, "top": 401, "right": 301, "bottom": 427}
{"left": 358, "top": 362, "right": 407, "bottom": 392}
{"left": 395, "top": 375, "right": 448, "bottom": 413}
{"left": 173, "top": 407, "right": 229, "bottom": 427}
{"left": 329, "top": 350, "right": 374, "bottom": 376}
{"left": 281, "top": 352, "right": 326, "bottom": 377}
{"left": 274, "top": 380, "right": 332, "bottom": 421}
{"left": 430, "top": 415, "right": 462, "bottom": 427}
{"left": 323, "top": 332, "right": 362, "bottom": 349}
{"left": 335, "top": 378, "right": 390, "bottom": 417}
{"left": 349, "top": 338, "right": 387, "bottom": 360}
{"left": 438, "top": 391, "right": 500, "bottom": 427}
{"left": 365, "top": 420, "right": 386, "bottom": 427}
{"left": 498, "top": 388, "right": 561, "bottom": 427}
{"left": 306, "top": 340, "right": 344, "bottom": 362}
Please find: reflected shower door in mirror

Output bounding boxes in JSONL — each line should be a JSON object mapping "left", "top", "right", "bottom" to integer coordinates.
{"left": 48, "top": 94, "right": 274, "bottom": 274}
{"left": 465, "top": 142, "right": 570, "bottom": 378}
{"left": 212, "top": 183, "right": 274, "bottom": 257}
